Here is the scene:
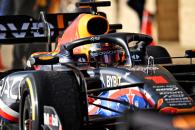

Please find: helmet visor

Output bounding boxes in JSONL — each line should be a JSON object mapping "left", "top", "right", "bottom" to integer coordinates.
{"left": 90, "top": 49, "right": 119, "bottom": 66}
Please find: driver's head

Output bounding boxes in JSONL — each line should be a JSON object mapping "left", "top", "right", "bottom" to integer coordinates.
{"left": 89, "top": 43, "right": 120, "bottom": 66}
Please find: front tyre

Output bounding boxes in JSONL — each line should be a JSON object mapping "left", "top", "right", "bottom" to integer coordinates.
{"left": 20, "top": 71, "right": 87, "bottom": 130}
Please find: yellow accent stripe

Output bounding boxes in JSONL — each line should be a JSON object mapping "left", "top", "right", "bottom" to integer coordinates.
{"left": 39, "top": 56, "right": 54, "bottom": 60}
{"left": 26, "top": 78, "right": 36, "bottom": 120}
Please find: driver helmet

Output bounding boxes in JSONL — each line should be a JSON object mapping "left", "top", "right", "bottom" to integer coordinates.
{"left": 89, "top": 43, "right": 121, "bottom": 66}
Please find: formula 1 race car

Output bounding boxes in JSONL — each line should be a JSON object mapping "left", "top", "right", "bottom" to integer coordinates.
{"left": 0, "top": 1, "right": 195, "bottom": 130}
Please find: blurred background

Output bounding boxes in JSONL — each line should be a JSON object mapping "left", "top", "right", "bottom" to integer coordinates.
{"left": 0, "top": 0, "right": 194, "bottom": 70}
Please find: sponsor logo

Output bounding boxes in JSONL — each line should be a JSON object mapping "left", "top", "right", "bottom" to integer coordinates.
{"left": 153, "top": 84, "right": 193, "bottom": 106}
{"left": 91, "top": 50, "right": 117, "bottom": 57}
{"left": 132, "top": 54, "right": 140, "bottom": 60}
{"left": 159, "top": 91, "right": 183, "bottom": 95}
{"left": 44, "top": 113, "right": 59, "bottom": 127}
{"left": 155, "top": 86, "right": 179, "bottom": 92}
{"left": 90, "top": 36, "right": 100, "bottom": 42}
{"left": 128, "top": 66, "right": 159, "bottom": 73}
{"left": 164, "top": 97, "right": 189, "bottom": 101}
{"left": 1, "top": 76, "right": 24, "bottom": 100}
{"left": 145, "top": 76, "right": 168, "bottom": 84}
{"left": 163, "top": 94, "right": 185, "bottom": 98}
{"left": 0, "top": 22, "right": 54, "bottom": 39}
{"left": 106, "top": 75, "right": 121, "bottom": 87}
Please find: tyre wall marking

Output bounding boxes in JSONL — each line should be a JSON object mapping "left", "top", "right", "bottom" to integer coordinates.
{"left": 26, "top": 78, "right": 36, "bottom": 120}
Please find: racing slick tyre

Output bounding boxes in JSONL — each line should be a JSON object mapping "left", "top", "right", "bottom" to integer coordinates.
{"left": 19, "top": 71, "right": 87, "bottom": 130}
{"left": 146, "top": 46, "right": 172, "bottom": 64}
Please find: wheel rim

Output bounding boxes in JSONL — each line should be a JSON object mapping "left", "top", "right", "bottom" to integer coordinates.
{"left": 23, "top": 95, "right": 32, "bottom": 130}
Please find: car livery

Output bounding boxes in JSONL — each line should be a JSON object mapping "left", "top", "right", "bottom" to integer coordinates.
{"left": 0, "top": 1, "right": 195, "bottom": 130}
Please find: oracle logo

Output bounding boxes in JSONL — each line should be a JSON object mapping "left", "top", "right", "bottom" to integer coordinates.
{"left": 0, "top": 22, "right": 54, "bottom": 39}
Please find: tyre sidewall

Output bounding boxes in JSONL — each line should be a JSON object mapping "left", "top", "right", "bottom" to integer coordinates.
{"left": 20, "top": 73, "right": 43, "bottom": 130}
